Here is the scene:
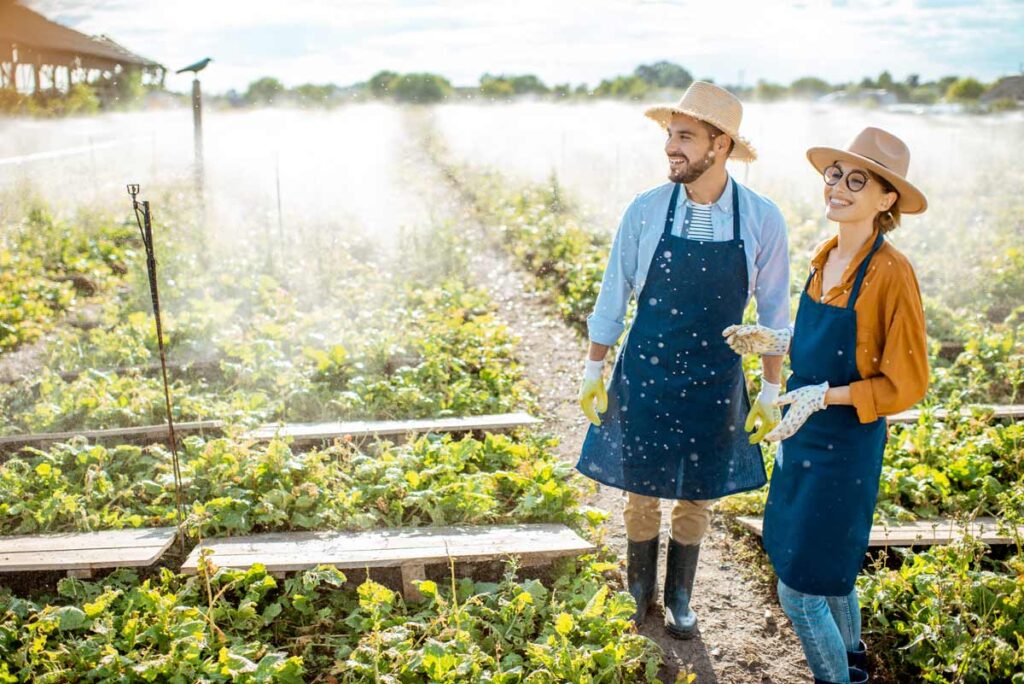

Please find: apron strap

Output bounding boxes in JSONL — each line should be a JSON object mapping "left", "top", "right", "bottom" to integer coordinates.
{"left": 846, "top": 231, "right": 885, "bottom": 309}
{"left": 664, "top": 183, "right": 682, "bottom": 237}
{"left": 730, "top": 179, "right": 740, "bottom": 242}
{"left": 802, "top": 267, "right": 816, "bottom": 293}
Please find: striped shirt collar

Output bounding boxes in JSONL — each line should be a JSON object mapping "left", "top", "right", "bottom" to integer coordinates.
{"left": 681, "top": 174, "right": 735, "bottom": 214}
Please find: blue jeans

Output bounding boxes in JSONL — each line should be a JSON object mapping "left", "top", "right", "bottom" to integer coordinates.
{"left": 777, "top": 579, "right": 861, "bottom": 683}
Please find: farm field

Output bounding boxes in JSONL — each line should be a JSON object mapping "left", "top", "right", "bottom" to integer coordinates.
{"left": 1, "top": 102, "right": 1022, "bottom": 683}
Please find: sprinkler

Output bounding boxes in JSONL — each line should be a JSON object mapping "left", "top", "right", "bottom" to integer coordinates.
{"left": 127, "top": 183, "right": 187, "bottom": 555}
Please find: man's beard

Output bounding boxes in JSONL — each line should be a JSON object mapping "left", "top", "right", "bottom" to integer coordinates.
{"left": 668, "top": 148, "right": 715, "bottom": 184}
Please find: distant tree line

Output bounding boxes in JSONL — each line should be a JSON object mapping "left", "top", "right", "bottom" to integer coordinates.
{"left": 226, "top": 61, "right": 1021, "bottom": 112}
{"left": 8, "top": 58, "right": 1016, "bottom": 117}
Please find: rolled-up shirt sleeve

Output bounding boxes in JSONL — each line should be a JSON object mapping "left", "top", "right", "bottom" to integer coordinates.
{"left": 849, "top": 266, "right": 929, "bottom": 423}
{"left": 586, "top": 196, "right": 640, "bottom": 346}
{"left": 754, "top": 206, "right": 791, "bottom": 343}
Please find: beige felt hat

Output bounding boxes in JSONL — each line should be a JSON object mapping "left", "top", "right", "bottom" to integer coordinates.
{"left": 807, "top": 127, "right": 928, "bottom": 214}
{"left": 644, "top": 81, "right": 757, "bottom": 162}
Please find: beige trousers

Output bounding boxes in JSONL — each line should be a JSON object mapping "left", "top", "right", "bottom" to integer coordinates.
{"left": 623, "top": 492, "right": 715, "bottom": 545}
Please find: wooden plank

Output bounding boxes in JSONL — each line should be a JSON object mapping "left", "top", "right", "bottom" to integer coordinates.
{"left": 735, "top": 516, "right": 1022, "bottom": 547}
{"left": 243, "top": 412, "right": 541, "bottom": 443}
{"left": 0, "top": 421, "right": 224, "bottom": 453}
{"left": 0, "top": 413, "right": 540, "bottom": 454}
{"left": 888, "top": 405, "right": 1024, "bottom": 425}
{"left": 181, "top": 523, "right": 594, "bottom": 575}
{"left": 0, "top": 527, "right": 177, "bottom": 572}
{"left": 0, "top": 527, "right": 178, "bottom": 553}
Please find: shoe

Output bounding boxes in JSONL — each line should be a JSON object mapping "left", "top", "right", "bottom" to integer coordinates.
{"left": 626, "top": 536, "right": 659, "bottom": 625}
{"left": 847, "top": 640, "right": 867, "bottom": 671}
{"left": 663, "top": 538, "right": 700, "bottom": 639}
{"left": 814, "top": 666, "right": 869, "bottom": 684}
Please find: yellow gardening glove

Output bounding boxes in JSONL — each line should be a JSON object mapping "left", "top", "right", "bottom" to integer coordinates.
{"left": 579, "top": 359, "right": 608, "bottom": 426}
{"left": 745, "top": 379, "right": 781, "bottom": 444}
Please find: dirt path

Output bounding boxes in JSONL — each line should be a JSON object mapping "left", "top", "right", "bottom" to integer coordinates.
{"left": 403, "top": 121, "right": 810, "bottom": 682}
{"left": 467, "top": 236, "right": 810, "bottom": 684}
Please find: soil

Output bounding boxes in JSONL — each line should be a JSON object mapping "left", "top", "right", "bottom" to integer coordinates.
{"left": 406, "top": 142, "right": 813, "bottom": 682}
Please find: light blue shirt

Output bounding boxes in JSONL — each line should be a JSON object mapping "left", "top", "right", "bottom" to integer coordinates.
{"left": 586, "top": 175, "right": 791, "bottom": 348}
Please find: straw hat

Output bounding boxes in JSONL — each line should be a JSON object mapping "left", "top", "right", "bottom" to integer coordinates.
{"left": 807, "top": 127, "right": 928, "bottom": 214}
{"left": 644, "top": 81, "right": 757, "bottom": 162}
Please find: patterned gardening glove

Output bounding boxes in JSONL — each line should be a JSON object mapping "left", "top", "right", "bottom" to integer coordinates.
{"left": 745, "top": 379, "right": 781, "bottom": 444}
{"left": 721, "top": 324, "right": 792, "bottom": 355}
{"left": 764, "top": 381, "right": 830, "bottom": 442}
{"left": 579, "top": 358, "right": 608, "bottom": 426}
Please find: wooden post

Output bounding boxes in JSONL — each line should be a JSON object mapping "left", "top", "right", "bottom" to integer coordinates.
{"left": 192, "top": 77, "right": 204, "bottom": 192}
{"left": 401, "top": 563, "right": 426, "bottom": 601}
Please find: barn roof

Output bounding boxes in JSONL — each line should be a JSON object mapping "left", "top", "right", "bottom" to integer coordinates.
{"left": 0, "top": 1, "right": 162, "bottom": 69}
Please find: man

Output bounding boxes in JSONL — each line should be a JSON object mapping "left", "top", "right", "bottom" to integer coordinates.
{"left": 576, "top": 82, "right": 790, "bottom": 639}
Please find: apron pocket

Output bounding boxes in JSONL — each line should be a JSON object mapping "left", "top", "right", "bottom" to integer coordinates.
{"left": 621, "top": 333, "right": 670, "bottom": 406}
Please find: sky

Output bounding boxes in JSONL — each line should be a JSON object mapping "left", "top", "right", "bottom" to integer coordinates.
{"left": 25, "top": 0, "right": 1024, "bottom": 95}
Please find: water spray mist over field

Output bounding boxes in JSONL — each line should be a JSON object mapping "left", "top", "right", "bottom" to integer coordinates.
{"left": 433, "top": 101, "right": 1024, "bottom": 306}
{"left": 0, "top": 103, "right": 429, "bottom": 257}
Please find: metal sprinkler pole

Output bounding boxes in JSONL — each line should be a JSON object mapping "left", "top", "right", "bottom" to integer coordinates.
{"left": 275, "top": 151, "right": 284, "bottom": 245}
{"left": 127, "top": 184, "right": 187, "bottom": 555}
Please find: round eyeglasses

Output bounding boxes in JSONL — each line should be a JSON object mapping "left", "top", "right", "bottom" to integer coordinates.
{"left": 823, "top": 164, "right": 870, "bottom": 192}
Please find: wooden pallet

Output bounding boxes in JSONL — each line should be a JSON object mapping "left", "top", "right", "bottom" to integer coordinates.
{"left": 0, "top": 420, "right": 224, "bottom": 454}
{"left": 0, "top": 527, "right": 178, "bottom": 577}
{"left": 888, "top": 404, "right": 1024, "bottom": 425}
{"left": 181, "top": 523, "right": 594, "bottom": 600}
{"left": 243, "top": 411, "right": 542, "bottom": 444}
{"left": 735, "top": 516, "right": 1022, "bottom": 547}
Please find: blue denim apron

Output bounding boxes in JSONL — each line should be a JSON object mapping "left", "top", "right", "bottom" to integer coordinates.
{"left": 576, "top": 181, "right": 765, "bottom": 500}
{"left": 763, "top": 231, "right": 888, "bottom": 596}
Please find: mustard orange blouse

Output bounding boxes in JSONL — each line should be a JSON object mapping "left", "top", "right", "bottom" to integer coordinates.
{"left": 803, "top": 228, "right": 929, "bottom": 424}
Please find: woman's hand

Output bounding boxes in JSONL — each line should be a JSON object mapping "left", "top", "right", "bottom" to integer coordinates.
{"left": 721, "top": 324, "right": 791, "bottom": 355}
{"left": 764, "top": 381, "right": 829, "bottom": 442}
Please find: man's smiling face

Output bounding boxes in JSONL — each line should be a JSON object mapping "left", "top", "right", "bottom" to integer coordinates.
{"left": 664, "top": 113, "right": 719, "bottom": 184}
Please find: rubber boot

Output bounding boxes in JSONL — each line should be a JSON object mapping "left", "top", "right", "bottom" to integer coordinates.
{"left": 814, "top": 666, "right": 869, "bottom": 684}
{"left": 847, "top": 640, "right": 868, "bottom": 671}
{"left": 626, "top": 537, "right": 659, "bottom": 625}
{"left": 663, "top": 538, "right": 700, "bottom": 639}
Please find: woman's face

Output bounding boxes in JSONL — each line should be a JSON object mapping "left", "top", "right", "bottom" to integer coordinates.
{"left": 822, "top": 161, "right": 898, "bottom": 225}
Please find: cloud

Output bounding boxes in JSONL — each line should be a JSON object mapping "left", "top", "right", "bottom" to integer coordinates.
{"left": 22, "top": 0, "right": 1024, "bottom": 93}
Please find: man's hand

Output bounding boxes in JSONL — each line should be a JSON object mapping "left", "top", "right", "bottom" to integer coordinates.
{"left": 764, "top": 381, "right": 829, "bottom": 442}
{"left": 745, "top": 379, "right": 781, "bottom": 444}
{"left": 722, "top": 324, "right": 791, "bottom": 355}
{"left": 579, "top": 358, "right": 608, "bottom": 426}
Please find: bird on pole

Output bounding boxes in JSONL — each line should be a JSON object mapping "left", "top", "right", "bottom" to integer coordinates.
{"left": 176, "top": 57, "right": 213, "bottom": 75}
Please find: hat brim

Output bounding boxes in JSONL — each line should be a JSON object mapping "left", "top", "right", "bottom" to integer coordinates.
{"left": 644, "top": 105, "right": 758, "bottom": 163}
{"left": 806, "top": 147, "right": 928, "bottom": 215}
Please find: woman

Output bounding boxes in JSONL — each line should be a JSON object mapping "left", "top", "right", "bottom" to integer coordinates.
{"left": 722, "top": 127, "right": 930, "bottom": 684}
